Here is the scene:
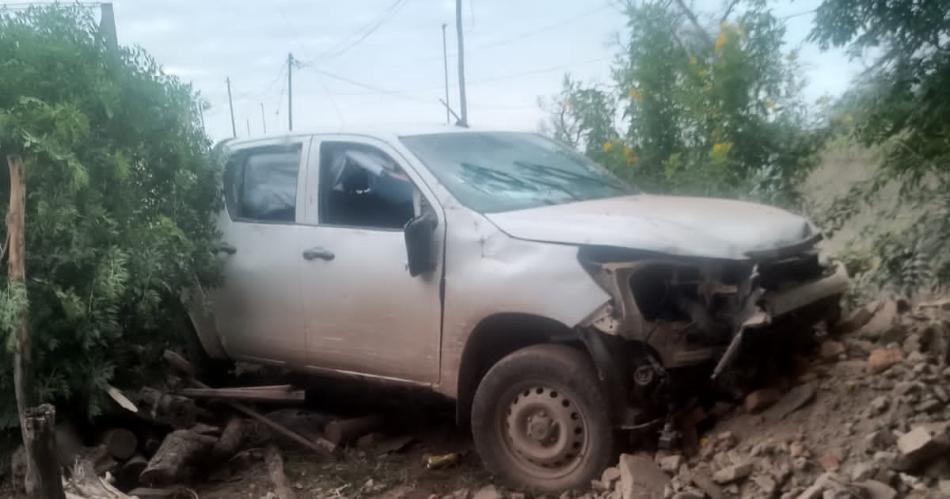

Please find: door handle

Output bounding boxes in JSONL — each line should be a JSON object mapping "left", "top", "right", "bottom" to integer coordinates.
{"left": 216, "top": 242, "right": 237, "bottom": 255}
{"left": 303, "top": 247, "right": 335, "bottom": 261}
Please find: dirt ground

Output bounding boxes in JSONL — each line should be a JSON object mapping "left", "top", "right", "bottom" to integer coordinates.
{"left": 195, "top": 423, "right": 490, "bottom": 499}
{"left": 3, "top": 297, "right": 950, "bottom": 499}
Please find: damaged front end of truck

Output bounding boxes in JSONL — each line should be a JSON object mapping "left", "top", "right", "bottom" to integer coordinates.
{"left": 573, "top": 234, "right": 848, "bottom": 441}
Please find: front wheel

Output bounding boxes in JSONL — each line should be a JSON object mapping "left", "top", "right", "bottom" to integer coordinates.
{"left": 471, "top": 344, "right": 614, "bottom": 492}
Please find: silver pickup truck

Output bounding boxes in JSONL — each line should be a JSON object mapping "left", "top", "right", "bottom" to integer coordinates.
{"left": 186, "top": 127, "right": 847, "bottom": 491}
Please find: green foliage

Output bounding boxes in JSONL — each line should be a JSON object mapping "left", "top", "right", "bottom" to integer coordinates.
{"left": 0, "top": 6, "right": 221, "bottom": 428}
{"left": 543, "top": 0, "right": 823, "bottom": 206}
{"left": 810, "top": 0, "right": 950, "bottom": 293}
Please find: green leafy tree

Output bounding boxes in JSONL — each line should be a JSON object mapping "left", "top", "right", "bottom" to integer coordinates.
{"left": 0, "top": 6, "right": 221, "bottom": 428}
{"left": 543, "top": 0, "right": 823, "bottom": 206}
{"left": 810, "top": 0, "right": 950, "bottom": 293}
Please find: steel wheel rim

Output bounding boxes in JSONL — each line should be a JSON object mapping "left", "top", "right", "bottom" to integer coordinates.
{"left": 497, "top": 384, "right": 590, "bottom": 479}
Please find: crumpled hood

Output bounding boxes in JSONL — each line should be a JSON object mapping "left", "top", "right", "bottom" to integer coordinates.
{"left": 484, "top": 194, "right": 816, "bottom": 260}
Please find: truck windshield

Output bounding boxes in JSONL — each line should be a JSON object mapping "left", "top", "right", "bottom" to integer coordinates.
{"left": 400, "top": 132, "right": 635, "bottom": 213}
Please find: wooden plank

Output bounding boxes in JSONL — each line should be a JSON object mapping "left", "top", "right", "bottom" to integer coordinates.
{"left": 162, "top": 350, "right": 338, "bottom": 458}
{"left": 178, "top": 386, "right": 304, "bottom": 402}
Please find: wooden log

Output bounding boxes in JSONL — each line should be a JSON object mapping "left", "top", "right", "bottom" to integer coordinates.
{"left": 212, "top": 417, "right": 246, "bottom": 460}
{"left": 264, "top": 409, "right": 333, "bottom": 443}
{"left": 100, "top": 428, "right": 138, "bottom": 461}
{"left": 64, "top": 457, "right": 131, "bottom": 498}
{"left": 162, "top": 350, "right": 195, "bottom": 378}
{"left": 22, "top": 404, "right": 67, "bottom": 499}
{"left": 115, "top": 454, "right": 148, "bottom": 490}
{"left": 178, "top": 386, "right": 305, "bottom": 403}
{"left": 162, "top": 350, "right": 338, "bottom": 458}
{"left": 138, "top": 429, "right": 216, "bottom": 487}
{"left": 126, "top": 487, "right": 190, "bottom": 498}
{"left": 131, "top": 387, "right": 197, "bottom": 429}
{"left": 264, "top": 444, "right": 296, "bottom": 499}
{"left": 324, "top": 415, "right": 384, "bottom": 446}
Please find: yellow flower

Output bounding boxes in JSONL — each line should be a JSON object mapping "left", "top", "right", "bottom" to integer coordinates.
{"left": 711, "top": 142, "right": 732, "bottom": 159}
{"left": 628, "top": 88, "right": 642, "bottom": 102}
{"left": 714, "top": 30, "right": 728, "bottom": 52}
{"left": 622, "top": 146, "right": 638, "bottom": 165}
{"left": 602, "top": 141, "right": 615, "bottom": 153}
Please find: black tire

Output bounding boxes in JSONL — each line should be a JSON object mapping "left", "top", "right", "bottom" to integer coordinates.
{"left": 471, "top": 344, "right": 614, "bottom": 492}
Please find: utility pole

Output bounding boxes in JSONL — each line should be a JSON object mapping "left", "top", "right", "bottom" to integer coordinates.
{"left": 260, "top": 102, "right": 267, "bottom": 134}
{"left": 455, "top": 0, "right": 468, "bottom": 126}
{"left": 441, "top": 23, "right": 451, "bottom": 125}
{"left": 246, "top": 117, "right": 251, "bottom": 137}
{"left": 287, "top": 53, "right": 294, "bottom": 131}
{"left": 226, "top": 77, "right": 236, "bottom": 138}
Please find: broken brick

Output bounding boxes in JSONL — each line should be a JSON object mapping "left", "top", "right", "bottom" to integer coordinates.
{"left": 744, "top": 389, "right": 780, "bottom": 413}
{"left": 895, "top": 424, "right": 950, "bottom": 470}
{"left": 819, "top": 340, "right": 846, "bottom": 359}
{"left": 712, "top": 462, "right": 752, "bottom": 484}
{"left": 618, "top": 453, "right": 668, "bottom": 499}
{"left": 855, "top": 480, "right": 898, "bottom": 499}
{"left": 818, "top": 452, "right": 840, "bottom": 472}
{"left": 867, "top": 347, "right": 903, "bottom": 374}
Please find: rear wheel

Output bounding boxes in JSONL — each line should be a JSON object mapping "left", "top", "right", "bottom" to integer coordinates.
{"left": 471, "top": 344, "right": 614, "bottom": 492}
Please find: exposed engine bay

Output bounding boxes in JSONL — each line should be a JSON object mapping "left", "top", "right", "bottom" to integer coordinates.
{"left": 574, "top": 240, "right": 849, "bottom": 441}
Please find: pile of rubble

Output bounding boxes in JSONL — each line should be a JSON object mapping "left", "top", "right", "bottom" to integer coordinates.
{"left": 592, "top": 298, "right": 950, "bottom": 499}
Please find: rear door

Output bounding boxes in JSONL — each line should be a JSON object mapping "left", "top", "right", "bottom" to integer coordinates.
{"left": 297, "top": 135, "right": 443, "bottom": 383}
{"left": 210, "top": 137, "right": 312, "bottom": 366}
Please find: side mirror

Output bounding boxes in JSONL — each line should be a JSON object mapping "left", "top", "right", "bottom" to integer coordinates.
{"left": 404, "top": 211, "right": 438, "bottom": 277}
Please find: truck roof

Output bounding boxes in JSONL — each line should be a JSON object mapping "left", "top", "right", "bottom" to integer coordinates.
{"left": 218, "top": 124, "right": 518, "bottom": 149}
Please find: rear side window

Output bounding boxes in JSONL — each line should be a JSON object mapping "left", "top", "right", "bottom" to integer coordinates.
{"left": 224, "top": 144, "right": 301, "bottom": 223}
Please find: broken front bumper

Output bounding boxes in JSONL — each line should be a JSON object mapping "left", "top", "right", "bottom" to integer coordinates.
{"left": 581, "top": 255, "right": 849, "bottom": 372}
{"left": 761, "top": 262, "right": 849, "bottom": 318}
{"left": 711, "top": 262, "right": 849, "bottom": 378}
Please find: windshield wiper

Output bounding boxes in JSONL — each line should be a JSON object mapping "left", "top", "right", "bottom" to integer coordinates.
{"left": 459, "top": 162, "right": 540, "bottom": 192}
{"left": 460, "top": 162, "right": 580, "bottom": 201}
{"left": 513, "top": 160, "right": 630, "bottom": 192}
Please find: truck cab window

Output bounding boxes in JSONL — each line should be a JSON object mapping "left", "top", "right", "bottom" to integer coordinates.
{"left": 224, "top": 144, "right": 301, "bottom": 223}
{"left": 319, "top": 142, "right": 416, "bottom": 229}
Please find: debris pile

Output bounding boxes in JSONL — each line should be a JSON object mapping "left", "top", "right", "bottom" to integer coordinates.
{"left": 594, "top": 298, "right": 950, "bottom": 499}
{"left": 8, "top": 351, "right": 383, "bottom": 498}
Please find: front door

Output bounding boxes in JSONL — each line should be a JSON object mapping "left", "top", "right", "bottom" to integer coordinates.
{"left": 210, "top": 138, "right": 311, "bottom": 366}
{"left": 298, "top": 136, "right": 443, "bottom": 383}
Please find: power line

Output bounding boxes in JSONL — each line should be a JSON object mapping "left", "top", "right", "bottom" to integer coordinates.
{"left": 299, "top": 64, "right": 437, "bottom": 106}
{"left": 371, "top": 3, "right": 612, "bottom": 71}
{"left": 314, "top": 0, "right": 410, "bottom": 61}
{"left": 234, "top": 63, "right": 286, "bottom": 101}
{"left": 321, "top": 56, "right": 611, "bottom": 97}
{"left": 780, "top": 9, "right": 817, "bottom": 20}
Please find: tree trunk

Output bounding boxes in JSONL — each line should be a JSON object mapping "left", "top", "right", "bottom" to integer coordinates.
{"left": 8, "top": 154, "right": 66, "bottom": 499}
{"left": 23, "top": 406, "right": 67, "bottom": 499}
{"left": 138, "top": 429, "right": 216, "bottom": 487}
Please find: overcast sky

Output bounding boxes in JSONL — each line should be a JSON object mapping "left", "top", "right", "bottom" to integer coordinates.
{"left": 94, "top": 0, "right": 863, "bottom": 142}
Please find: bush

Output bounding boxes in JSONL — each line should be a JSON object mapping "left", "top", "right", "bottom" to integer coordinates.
{"left": 0, "top": 6, "right": 221, "bottom": 428}
{"left": 810, "top": 0, "right": 950, "bottom": 294}
{"left": 541, "top": 0, "right": 824, "bottom": 207}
